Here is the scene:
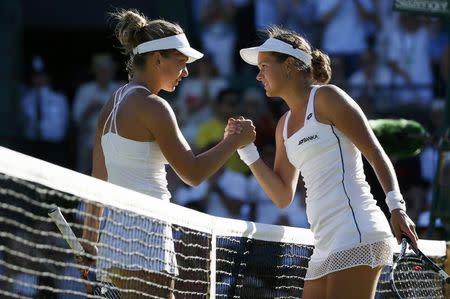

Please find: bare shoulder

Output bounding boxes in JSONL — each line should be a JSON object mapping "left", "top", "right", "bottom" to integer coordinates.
{"left": 315, "top": 84, "right": 358, "bottom": 123}
{"left": 275, "top": 110, "right": 290, "bottom": 139}
{"left": 315, "top": 84, "right": 350, "bottom": 103}
{"left": 276, "top": 111, "right": 290, "bottom": 131}
{"left": 128, "top": 90, "right": 175, "bottom": 122}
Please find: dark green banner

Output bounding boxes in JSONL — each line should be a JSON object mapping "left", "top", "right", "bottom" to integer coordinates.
{"left": 393, "top": 0, "right": 450, "bottom": 17}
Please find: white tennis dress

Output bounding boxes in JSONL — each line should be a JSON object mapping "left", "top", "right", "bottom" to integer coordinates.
{"left": 283, "top": 86, "right": 393, "bottom": 280}
{"left": 97, "top": 84, "right": 178, "bottom": 276}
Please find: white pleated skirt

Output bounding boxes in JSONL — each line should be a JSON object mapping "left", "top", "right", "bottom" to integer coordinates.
{"left": 96, "top": 208, "right": 178, "bottom": 277}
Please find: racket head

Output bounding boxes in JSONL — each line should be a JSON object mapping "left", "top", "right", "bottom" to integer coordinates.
{"left": 389, "top": 238, "right": 446, "bottom": 299}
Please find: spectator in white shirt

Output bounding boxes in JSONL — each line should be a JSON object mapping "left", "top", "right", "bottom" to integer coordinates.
{"left": 21, "top": 56, "right": 69, "bottom": 166}
{"left": 72, "top": 53, "right": 122, "bottom": 174}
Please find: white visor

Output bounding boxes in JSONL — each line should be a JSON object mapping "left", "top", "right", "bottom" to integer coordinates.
{"left": 240, "top": 38, "right": 312, "bottom": 66}
{"left": 133, "top": 33, "right": 203, "bottom": 63}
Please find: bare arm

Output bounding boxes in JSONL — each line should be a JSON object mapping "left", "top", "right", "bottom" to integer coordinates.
{"left": 319, "top": 1, "right": 342, "bottom": 24}
{"left": 143, "top": 95, "right": 255, "bottom": 186}
{"left": 81, "top": 107, "right": 109, "bottom": 244}
{"left": 246, "top": 113, "right": 300, "bottom": 208}
{"left": 353, "top": 0, "right": 374, "bottom": 21}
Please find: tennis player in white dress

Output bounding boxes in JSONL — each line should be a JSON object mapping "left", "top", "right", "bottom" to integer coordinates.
{"left": 231, "top": 26, "right": 418, "bottom": 299}
{"left": 79, "top": 9, "right": 255, "bottom": 299}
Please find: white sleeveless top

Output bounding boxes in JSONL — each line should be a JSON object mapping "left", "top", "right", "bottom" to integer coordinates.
{"left": 283, "top": 86, "right": 393, "bottom": 279}
{"left": 101, "top": 84, "right": 171, "bottom": 201}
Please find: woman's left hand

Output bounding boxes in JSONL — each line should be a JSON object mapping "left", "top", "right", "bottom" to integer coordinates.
{"left": 224, "top": 118, "right": 242, "bottom": 139}
{"left": 390, "top": 209, "right": 419, "bottom": 248}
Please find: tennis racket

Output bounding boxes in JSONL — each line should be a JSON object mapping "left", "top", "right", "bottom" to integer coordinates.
{"left": 48, "top": 207, "right": 120, "bottom": 298}
{"left": 389, "top": 235, "right": 449, "bottom": 299}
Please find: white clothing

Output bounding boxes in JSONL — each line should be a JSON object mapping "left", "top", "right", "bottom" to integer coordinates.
{"left": 249, "top": 176, "right": 309, "bottom": 228}
{"left": 97, "top": 84, "right": 177, "bottom": 276}
{"left": 318, "top": 0, "right": 373, "bottom": 55}
{"left": 206, "top": 169, "right": 249, "bottom": 219}
{"left": 348, "top": 65, "right": 393, "bottom": 99}
{"left": 22, "top": 86, "right": 69, "bottom": 142}
{"left": 283, "top": 86, "right": 393, "bottom": 279}
{"left": 72, "top": 81, "right": 121, "bottom": 173}
{"left": 387, "top": 26, "right": 433, "bottom": 103}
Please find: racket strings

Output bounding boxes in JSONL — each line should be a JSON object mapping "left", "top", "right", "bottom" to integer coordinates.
{"left": 392, "top": 255, "right": 445, "bottom": 299}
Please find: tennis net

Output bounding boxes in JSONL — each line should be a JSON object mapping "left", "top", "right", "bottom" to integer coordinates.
{"left": 0, "top": 146, "right": 448, "bottom": 298}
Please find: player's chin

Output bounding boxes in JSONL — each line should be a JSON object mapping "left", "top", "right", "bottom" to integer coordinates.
{"left": 264, "top": 89, "right": 274, "bottom": 97}
{"left": 163, "top": 85, "right": 177, "bottom": 92}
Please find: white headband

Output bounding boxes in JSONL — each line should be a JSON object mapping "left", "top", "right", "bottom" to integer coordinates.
{"left": 132, "top": 33, "right": 203, "bottom": 63}
{"left": 240, "top": 38, "right": 312, "bottom": 66}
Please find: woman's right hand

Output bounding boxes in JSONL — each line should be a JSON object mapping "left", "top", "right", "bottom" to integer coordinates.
{"left": 77, "top": 240, "right": 98, "bottom": 293}
{"left": 226, "top": 117, "right": 256, "bottom": 148}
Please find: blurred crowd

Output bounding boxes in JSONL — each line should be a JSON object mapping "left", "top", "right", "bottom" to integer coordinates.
{"left": 13, "top": 0, "right": 450, "bottom": 235}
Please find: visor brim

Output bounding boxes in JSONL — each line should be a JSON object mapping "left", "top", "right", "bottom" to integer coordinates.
{"left": 178, "top": 47, "right": 204, "bottom": 63}
{"left": 239, "top": 47, "right": 261, "bottom": 66}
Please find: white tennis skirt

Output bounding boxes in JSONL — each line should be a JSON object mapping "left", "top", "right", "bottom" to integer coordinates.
{"left": 96, "top": 208, "right": 178, "bottom": 276}
{"left": 305, "top": 238, "right": 393, "bottom": 280}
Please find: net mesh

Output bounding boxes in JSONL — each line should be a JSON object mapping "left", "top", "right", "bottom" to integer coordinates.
{"left": 0, "top": 147, "right": 448, "bottom": 299}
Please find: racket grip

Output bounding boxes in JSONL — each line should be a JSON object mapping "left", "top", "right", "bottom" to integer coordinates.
{"left": 48, "top": 207, "right": 85, "bottom": 256}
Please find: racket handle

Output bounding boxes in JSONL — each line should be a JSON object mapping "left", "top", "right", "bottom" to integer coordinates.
{"left": 440, "top": 270, "right": 450, "bottom": 284}
{"left": 48, "top": 207, "right": 85, "bottom": 256}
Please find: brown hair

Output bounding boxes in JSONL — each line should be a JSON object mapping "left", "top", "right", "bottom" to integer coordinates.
{"left": 264, "top": 26, "right": 331, "bottom": 84}
{"left": 110, "top": 9, "right": 184, "bottom": 77}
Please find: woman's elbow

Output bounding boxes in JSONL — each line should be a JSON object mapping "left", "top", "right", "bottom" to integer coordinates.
{"left": 274, "top": 196, "right": 292, "bottom": 209}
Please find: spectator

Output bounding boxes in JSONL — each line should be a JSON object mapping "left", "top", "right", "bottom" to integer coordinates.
{"left": 72, "top": 53, "right": 122, "bottom": 174}
{"left": 196, "top": 88, "right": 247, "bottom": 173}
{"left": 199, "top": 0, "right": 237, "bottom": 76}
{"left": 387, "top": 14, "right": 433, "bottom": 106}
{"left": 279, "top": 0, "right": 318, "bottom": 46}
{"left": 205, "top": 164, "right": 250, "bottom": 220}
{"left": 241, "top": 87, "right": 275, "bottom": 148}
{"left": 317, "top": 0, "right": 374, "bottom": 77}
{"left": 348, "top": 48, "right": 392, "bottom": 110}
{"left": 176, "top": 55, "right": 228, "bottom": 145}
{"left": 20, "top": 56, "right": 69, "bottom": 166}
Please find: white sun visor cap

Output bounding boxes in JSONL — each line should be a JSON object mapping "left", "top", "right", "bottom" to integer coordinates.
{"left": 132, "top": 33, "right": 203, "bottom": 63}
{"left": 240, "top": 38, "right": 312, "bottom": 67}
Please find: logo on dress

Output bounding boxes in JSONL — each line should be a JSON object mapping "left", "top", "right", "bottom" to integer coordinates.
{"left": 307, "top": 113, "right": 313, "bottom": 120}
{"left": 298, "top": 134, "right": 318, "bottom": 146}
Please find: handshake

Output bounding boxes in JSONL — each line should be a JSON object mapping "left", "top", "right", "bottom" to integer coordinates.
{"left": 224, "top": 117, "right": 260, "bottom": 166}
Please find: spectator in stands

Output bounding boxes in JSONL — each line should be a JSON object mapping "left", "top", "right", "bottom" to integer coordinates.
{"left": 20, "top": 56, "right": 69, "bottom": 167}
{"left": 348, "top": 48, "right": 392, "bottom": 110}
{"left": 196, "top": 87, "right": 248, "bottom": 173}
{"left": 72, "top": 53, "right": 122, "bottom": 174}
{"left": 387, "top": 14, "right": 433, "bottom": 106}
{"left": 198, "top": 0, "right": 237, "bottom": 76}
{"left": 241, "top": 87, "right": 276, "bottom": 148}
{"left": 279, "top": 0, "right": 318, "bottom": 46}
{"left": 176, "top": 54, "right": 228, "bottom": 145}
{"left": 317, "top": 0, "right": 375, "bottom": 77}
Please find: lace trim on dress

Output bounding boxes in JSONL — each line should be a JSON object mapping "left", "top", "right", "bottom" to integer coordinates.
{"left": 305, "top": 239, "right": 393, "bottom": 280}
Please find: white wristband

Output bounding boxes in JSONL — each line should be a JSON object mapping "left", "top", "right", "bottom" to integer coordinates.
{"left": 237, "top": 143, "right": 260, "bottom": 166}
{"left": 386, "top": 190, "right": 406, "bottom": 212}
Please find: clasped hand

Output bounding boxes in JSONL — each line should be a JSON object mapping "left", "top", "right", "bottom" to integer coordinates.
{"left": 224, "top": 116, "right": 256, "bottom": 148}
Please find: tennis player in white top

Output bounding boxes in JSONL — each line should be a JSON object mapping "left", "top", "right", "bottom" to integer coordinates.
{"left": 79, "top": 9, "right": 255, "bottom": 299}
{"left": 231, "top": 26, "right": 418, "bottom": 299}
